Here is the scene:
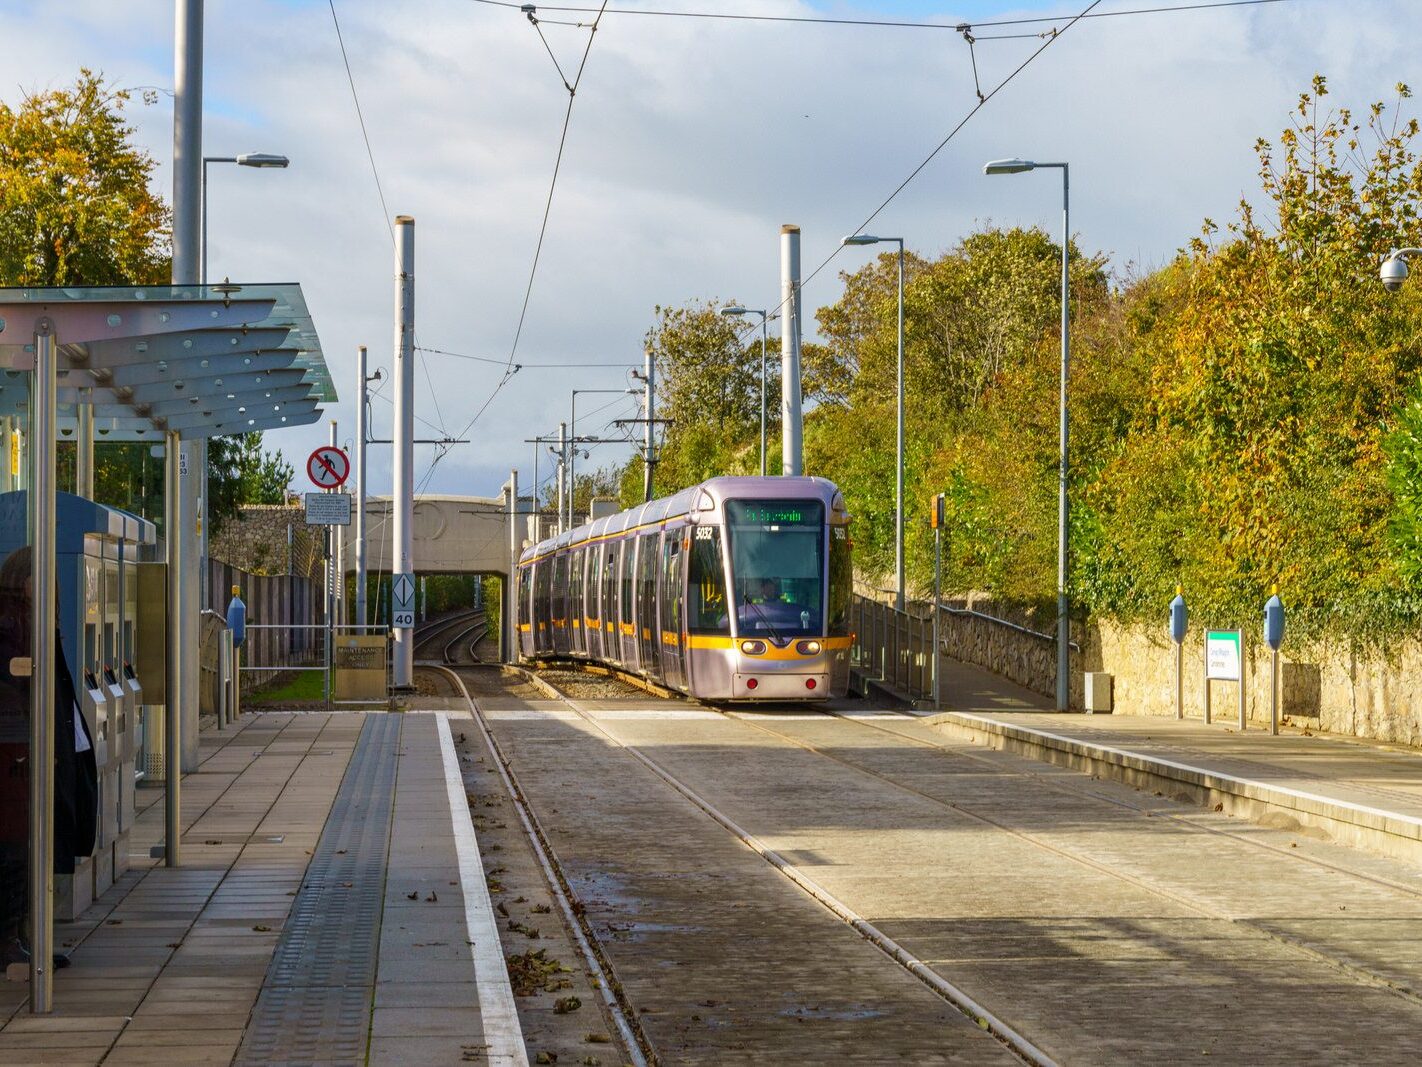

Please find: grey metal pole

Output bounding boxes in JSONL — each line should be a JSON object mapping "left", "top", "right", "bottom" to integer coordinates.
{"left": 355, "top": 345, "right": 368, "bottom": 630}
{"left": 1271, "top": 648, "right": 1279, "bottom": 735}
{"left": 1175, "top": 641, "right": 1184, "bottom": 720}
{"left": 569, "top": 394, "right": 578, "bottom": 527}
{"left": 1056, "top": 166, "right": 1071, "bottom": 712}
{"left": 75, "top": 402, "right": 93, "bottom": 499}
{"left": 506, "top": 470, "right": 518, "bottom": 661}
{"left": 1238, "top": 635, "right": 1246, "bottom": 732}
{"left": 531, "top": 439, "right": 540, "bottom": 542}
{"left": 325, "top": 420, "right": 336, "bottom": 705}
{"left": 759, "top": 313, "right": 768, "bottom": 477}
{"left": 391, "top": 216, "right": 415, "bottom": 689}
{"left": 894, "top": 239, "right": 905, "bottom": 614}
{"left": 643, "top": 350, "right": 655, "bottom": 502}
{"left": 780, "top": 225, "right": 803, "bottom": 477}
{"left": 163, "top": 429, "right": 182, "bottom": 868}
{"left": 29, "top": 321, "right": 57, "bottom": 1011}
{"left": 173, "top": 0, "right": 203, "bottom": 771}
{"left": 932, "top": 525, "right": 941, "bottom": 709}
{"left": 556, "top": 422, "right": 567, "bottom": 532}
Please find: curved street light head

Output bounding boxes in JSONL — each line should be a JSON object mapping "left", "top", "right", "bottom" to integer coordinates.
{"left": 842, "top": 234, "right": 883, "bottom": 246}
{"left": 719, "top": 305, "right": 749, "bottom": 316}
{"left": 236, "top": 152, "right": 290, "bottom": 168}
{"left": 1381, "top": 252, "right": 1411, "bottom": 293}
{"left": 984, "top": 158, "right": 1036, "bottom": 175}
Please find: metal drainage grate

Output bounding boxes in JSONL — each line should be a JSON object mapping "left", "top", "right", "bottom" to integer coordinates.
{"left": 235, "top": 715, "right": 401, "bottom": 1066}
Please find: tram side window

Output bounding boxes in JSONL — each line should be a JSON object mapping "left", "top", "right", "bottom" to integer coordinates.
{"left": 829, "top": 525, "right": 852, "bottom": 636}
{"left": 518, "top": 566, "right": 532, "bottom": 622}
{"left": 687, "top": 527, "right": 729, "bottom": 634}
{"left": 602, "top": 545, "right": 617, "bottom": 625}
{"left": 660, "top": 535, "right": 682, "bottom": 638}
{"left": 619, "top": 542, "right": 633, "bottom": 625}
{"left": 638, "top": 534, "right": 657, "bottom": 622}
{"left": 570, "top": 549, "right": 584, "bottom": 621}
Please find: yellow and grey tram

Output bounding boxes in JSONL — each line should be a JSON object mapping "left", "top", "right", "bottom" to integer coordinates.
{"left": 516, "top": 476, "right": 852, "bottom": 700}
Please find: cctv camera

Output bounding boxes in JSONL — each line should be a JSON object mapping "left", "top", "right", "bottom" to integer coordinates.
{"left": 1381, "top": 255, "right": 1409, "bottom": 293}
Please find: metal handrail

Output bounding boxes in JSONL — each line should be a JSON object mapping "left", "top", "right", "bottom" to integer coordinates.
{"left": 855, "top": 583, "right": 1080, "bottom": 652}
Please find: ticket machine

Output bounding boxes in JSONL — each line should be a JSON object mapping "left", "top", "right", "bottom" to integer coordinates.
{"left": 0, "top": 491, "right": 156, "bottom": 919}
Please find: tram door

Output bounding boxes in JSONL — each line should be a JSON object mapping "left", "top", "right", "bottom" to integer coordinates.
{"left": 636, "top": 534, "right": 658, "bottom": 678}
{"left": 658, "top": 531, "right": 686, "bottom": 691}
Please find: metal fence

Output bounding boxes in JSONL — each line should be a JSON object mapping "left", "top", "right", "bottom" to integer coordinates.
{"left": 850, "top": 595, "right": 937, "bottom": 704}
{"left": 241, "top": 623, "right": 390, "bottom": 708}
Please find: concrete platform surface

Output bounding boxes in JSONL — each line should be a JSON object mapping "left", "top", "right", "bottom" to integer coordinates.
{"left": 930, "top": 654, "right": 1422, "bottom": 862}
{"left": 0, "top": 710, "right": 524, "bottom": 1067}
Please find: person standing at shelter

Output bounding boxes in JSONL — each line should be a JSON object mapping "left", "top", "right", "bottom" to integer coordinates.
{"left": 0, "top": 546, "right": 95, "bottom": 968}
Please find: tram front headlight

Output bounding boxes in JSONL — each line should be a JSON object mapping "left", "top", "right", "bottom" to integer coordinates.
{"left": 795, "top": 640, "right": 821, "bottom": 655}
{"left": 740, "top": 639, "right": 767, "bottom": 655}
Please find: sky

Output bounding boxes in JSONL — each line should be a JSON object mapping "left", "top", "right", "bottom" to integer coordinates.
{"left": 3, "top": 0, "right": 1420, "bottom": 503}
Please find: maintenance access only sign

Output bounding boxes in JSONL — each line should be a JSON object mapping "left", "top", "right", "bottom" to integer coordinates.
{"left": 392, "top": 572, "right": 416, "bottom": 629}
{"left": 304, "top": 492, "right": 351, "bottom": 526}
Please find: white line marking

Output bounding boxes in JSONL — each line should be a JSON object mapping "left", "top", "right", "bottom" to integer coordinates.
{"left": 435, "top": 713, "right": 530, "bottom": 1067}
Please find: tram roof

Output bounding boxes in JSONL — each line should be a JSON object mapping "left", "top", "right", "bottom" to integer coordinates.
{"left": 0, "top": 283, "right": 333, "bottom": 441}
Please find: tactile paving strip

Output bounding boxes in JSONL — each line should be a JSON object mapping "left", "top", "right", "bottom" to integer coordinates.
{"left": 236, "top": 715, "right": 401, "bottom": 1066}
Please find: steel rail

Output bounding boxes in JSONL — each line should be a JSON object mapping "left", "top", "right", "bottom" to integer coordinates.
{"left": 428, "top": 664, "right": 653, "bottom": 1067}
{"left": 725, "top": 705, "right": 1422, "bottom": 1010}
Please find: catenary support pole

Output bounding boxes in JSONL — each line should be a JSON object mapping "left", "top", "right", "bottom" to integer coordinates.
{"left": 172, "top": 0, "right": 203, "bottom": 772}
{"left": 355, "top": 345, "right": 368, "bottom": 630}
{"left": 643, "top": 349, "right": 655, "bottom": 502}
{"left": 556, "top": 423, "right": 567, "bottom": 533}
{"left": 506, "top": 469, "right": 518, "bottom": 662}
{"left": 780, "top": 225, "right": 803, "bottom": 477}
{"left": 325, "top": 420, "right": 337, "bottom": 706}
{"left": 894, "top": 240, "right": 905, "bottom": 613}
{"left": 932, "top": 523, "right": 941, "bottom": 709}
{"left": 391, "top": 216, "right": 415, "bottom": 690}
{"left": 29, "top": 321, "right": 57, "bottom": 1011}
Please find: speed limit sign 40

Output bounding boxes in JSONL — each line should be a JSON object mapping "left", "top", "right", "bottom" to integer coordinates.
{"left": 307, "top": 446, "right": 350, "bottom": 489}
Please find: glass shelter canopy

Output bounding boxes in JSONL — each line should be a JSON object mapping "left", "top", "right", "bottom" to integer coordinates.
{"left": 0, "top": 283, "right": 334, "bottom": 440}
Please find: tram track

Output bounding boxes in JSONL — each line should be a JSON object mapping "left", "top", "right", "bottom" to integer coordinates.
{"left": 501, "top": 667, "right": 1054, "bottom": 1066}
{"left": 716, "top": 705, "right": 1422, "bottom": 1009}
{"left": 423, "top": 663, "right": 654, "bottom": 1067}
{"left": 414, "top": 654, "right": 1422, "bottom": 1061}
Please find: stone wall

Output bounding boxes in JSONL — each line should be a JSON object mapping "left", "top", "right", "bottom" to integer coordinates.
{"left": 1081, "top": 621, "right": 1422, "bottom": 746}
{"left": 210, "top": 502, "right": 324, "bottom": 579}
{"left": 924, "top": 593, "right": 1422, "bottom": 746}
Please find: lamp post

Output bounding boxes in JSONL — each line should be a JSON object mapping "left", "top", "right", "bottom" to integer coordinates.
{"left": 201, "top": 153, "right": 290, "bottom": 285}
{"left": 840, "top": 234, "right": 906, "bottom": 613}
{"left": 570, "top": 388, "right": 637, "bottom": 526}
{"left": 200, "top": 152, "right": 288, "bottom": 613}
{"left": 719, "top": 305, "right": 770, "bottom": 476}
{"left": 984, "top": 157, "right": 1071, "bottom": 711}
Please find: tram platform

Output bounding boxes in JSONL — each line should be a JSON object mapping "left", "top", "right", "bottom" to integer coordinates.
{"left": 929, "top": 656, "right": 1422, "bottom": 865}
{"left": 0, "top": 709, "right": 523, "bottom": 1066}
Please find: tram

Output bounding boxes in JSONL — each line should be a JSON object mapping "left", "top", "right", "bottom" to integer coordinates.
{"left": 516, "top": 476, "right": 852, "bottom": 700}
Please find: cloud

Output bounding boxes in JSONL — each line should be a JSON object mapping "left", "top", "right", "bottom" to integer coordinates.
{"left": 4, "top": 0, "right": 1420, "bottom": 502}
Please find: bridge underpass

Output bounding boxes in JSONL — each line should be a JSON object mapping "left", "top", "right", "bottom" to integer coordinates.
{"left": 342, "top": 493, "right": 534, "bottom": 658}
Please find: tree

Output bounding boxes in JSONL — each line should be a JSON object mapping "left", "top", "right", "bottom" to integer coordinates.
{"left": 208, "top": 434, "right": 294, "bottom": 534}
{"left": 0, "top": 69, "right": 169, "bottom": 285}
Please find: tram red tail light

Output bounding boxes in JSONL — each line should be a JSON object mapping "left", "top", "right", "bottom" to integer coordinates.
{"left": 805, "top": 678, "right": 817, "bottom": 690}
{"left": 746, "top": 678, "right": 758, "bottom": 690}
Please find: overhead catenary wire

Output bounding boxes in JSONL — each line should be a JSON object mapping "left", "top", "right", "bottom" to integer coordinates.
{"left": 415, "top": 345, "right": 640, "bottom": 369}
{"left": 503, "top": 0, "right": 612, "bottom": 374}
{"left": 468, "top": 0, "right": 1320, "bottom": 32}
{"left": 328, "top": 0, "right": 394, "bottom": 244}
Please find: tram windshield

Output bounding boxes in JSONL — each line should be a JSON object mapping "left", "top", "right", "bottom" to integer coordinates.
{"left": 725, "top": 499, "right": 825, "bottom": 638}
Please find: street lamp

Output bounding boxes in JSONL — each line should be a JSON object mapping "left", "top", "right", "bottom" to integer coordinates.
{"left": 1380, "top": 249, "right": 1422, "bottom": 291}
{"left": 719, "top": 305, "right": 770, "bottom": 476}
{"left": 570, "top": 388, "right": 637, "bottom": 527}
{"left": 985, "top": 156, "right": 1071, "bottom": 712}
{"left": 202, "top": 152, "right": 290, "bottom": 284}
{"left": 840, "top": 234, "right": 906, "bottom": 614}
